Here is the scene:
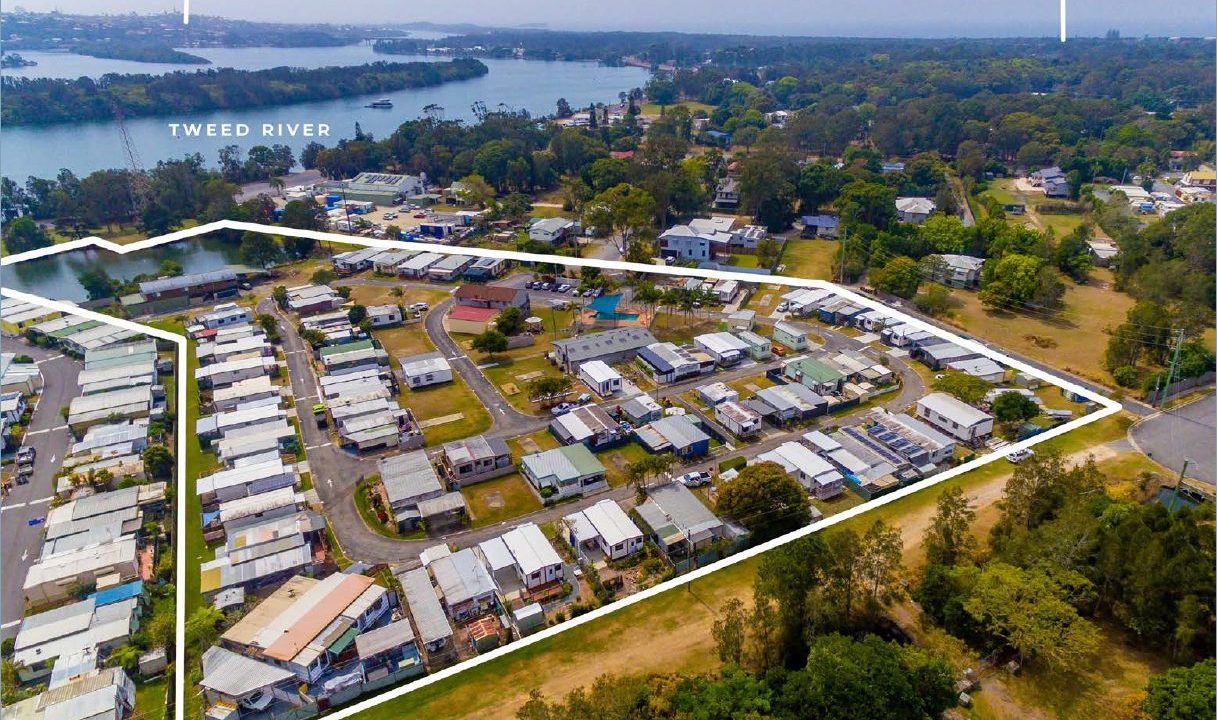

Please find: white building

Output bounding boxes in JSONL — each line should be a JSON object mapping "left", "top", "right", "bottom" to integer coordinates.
{"left": 895, "top": 197, "right": 936, "bottom": 224}
{"left": 578, "top": 360, "right": 623, "bottom": 397}
{"left": 697, "top": 381, "right": 738, "bottom": 406}
{"left": 915, "top": 392, "right": 994, "bottom": 443}
{"left": 693, "top": 332, "right": 750, "bottom": 366}
{"left": 501, "top": 523, "right": 564, "bottom": 590}
{"left": 563, "top": 499, "right": 644, "bottom": 561}
{"left": 715, "top": 400, "right": 762, "bottom": 438}
{"left": 755, "top": 441, "right": 845, "bottom": 499}
{"left": 197, "top": 303, "right": 253, "bottom": 330}
{"left": 399, "top": 352, "right": 453, "bottom": 388}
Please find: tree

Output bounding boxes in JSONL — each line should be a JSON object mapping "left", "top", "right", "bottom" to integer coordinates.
{"left": 256, "top": 313, "right": 278, "bottom": 340}
{"left": 280, "top": 199, "right": 322, "bottom": 231}
{"left": 526, "top": 374, "right": 572, "bottom": 404}
{"left": 310, "top": 268, "right": 336, "bottom": 285}
{"left": 712, "top": 597, "right": 747, "bottom": 666}
{"left": 107, "top": 644, "right": 141, "bottom": 674}
{"left": 623, "top": 454, "right": 673, "bottom": 493}
{"left": 142, "top": 444, "right": 174, "bottom": 480}
{"left": 238, "top": 231, "right": 282, "bottom": 268}
{"left": 914, "top": 283, "right": 955, "bottom": 317}
{"left": 964, "top": 562, "right": 1100, "bottom": 669}
{"left": 979, "top": 253, "right": 1064, "bottom": 310}
{"left": 3, "top": 216, "right": 52, "bottom": 254}
{"left": 992, "top": 451, "right": 1103, "bottom": 540}
{"left": 143, "top": 610, "right": 176, "bottom": 650}
{"left": 870, "top": 256, "right": 921, "bottom": 299}
{"left": 920, "top": 214, "right": 969, "bottom": 254}
{"left": 77, "top": 266, "right": 117, "bottom": 300}
{"left": 495, "top": 306, "right": 525, "bottom": 336}
{"left": 581, "top": 183, "right": 656, "bottom": 255}
{"left": 1054, "top": 224, "right": 1093, "bottom": 282}
{"left": 347, "top": 304, "right": 368, "bottom": 325}
{"left": 991, "top": 391, "right": 1040, "bottom": 423}
{"left": 282, "top": 235, "right": 317, "bottom": 260}
{"left": 471, "top": 329, "right": 508, "bottom": 356}
{"left": 923, "top": 486, "right": 976, "bottom": 566}
{"left": 797, "top": 162, "right": 848, "bottom": 213}
{"left": 838, "top": 181, "right": 896, "bottom": 229}
{"left": 932, "top": 371, "right": 993, "bottom": 405}
{"left": 271, "top": 285, "right": 288, "bottom": 309}
{"left": 455, "top": 173, "right": 495, "bottom": 208}
{"left": 1143, "top": 659, "right": 1215, "bottom": 720}
{"left": 184, "top": 606, "right": 225, "bottom": 650}
{"left": 715, "top": 461, "right": 811, "bottom": 543}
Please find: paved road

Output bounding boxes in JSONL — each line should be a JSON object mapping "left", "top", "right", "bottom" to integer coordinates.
{"left": 1129, "top": 393, "right": 1216, "bottom": 485}
{"left": 275, "top": 283, "right": 925, "bottom": 566}
{"left": 1, "top": 343, "right": 81, "bottom": 636}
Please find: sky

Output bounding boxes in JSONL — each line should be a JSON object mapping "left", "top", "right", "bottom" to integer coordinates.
{"left": 8, "top": 0, "right": 1216, "bottom": 37}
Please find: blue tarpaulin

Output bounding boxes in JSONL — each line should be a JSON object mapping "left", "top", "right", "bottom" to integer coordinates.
{"left": 91, "top": 580, "right": 144, "bottom": 606}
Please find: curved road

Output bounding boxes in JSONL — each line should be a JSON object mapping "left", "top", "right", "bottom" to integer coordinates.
{"left": 1129, "top": 393, "right": 1216, "bottom": 485}
{"left": 265, "top": 288, "right": 926, "bottom": 566}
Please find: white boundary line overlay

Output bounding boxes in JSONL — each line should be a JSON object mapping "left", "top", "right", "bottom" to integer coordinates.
{"left": 0, "top": 286, "right": 189, "bottom": 720}
{"left": 1, "top": 220, "right": 1120, "bottom": 720}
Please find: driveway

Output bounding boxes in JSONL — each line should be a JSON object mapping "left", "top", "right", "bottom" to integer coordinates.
{"left": 1129, "top": 393, "right": 1216, "bottom": 485}
{"left": 1, "top": 343, "right": 81, "bottom": 636}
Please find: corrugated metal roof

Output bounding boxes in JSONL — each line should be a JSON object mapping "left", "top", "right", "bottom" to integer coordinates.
{"left": 501, "top": 523, "right": 561, "bottom": 576}
{"left": 399, "top": 569, "right": 453, "bottom": 645}
{"left": 355, "top": 620, "right": 416, "bottom": 659}
{"left": 378, "top": 450, "right": 442, "bottom": 507}
{"left": 429, "top": 548, "right": 496, "bottom": 606}
{"left": 200, "top": 646, "right": 293, "bottom": 698}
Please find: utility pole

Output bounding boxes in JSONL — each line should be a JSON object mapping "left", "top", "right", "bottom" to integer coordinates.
{"left": 1157, "top": 328, "right": 1186, "bottom": 407}
{"left": 1169, "top": 458, "right": 1191, "bottom": 512}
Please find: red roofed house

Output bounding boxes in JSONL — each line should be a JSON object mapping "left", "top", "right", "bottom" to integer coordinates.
{"left": 453, "top": 285, "right": 530, "bottom": 313}
{"left": 448, "top": 305, "right": 500, "bottom": 335}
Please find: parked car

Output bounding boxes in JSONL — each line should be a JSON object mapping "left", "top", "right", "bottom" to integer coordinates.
{"left": 16, "top": 447, "right": 35, "bottom": 466}
{"left": 575, "top": 393, "right": 591, "bottom": 405}
{"left": 16, "top": 467, "right": 33, "bottom": 485}
{"left": 618, "top": 421, "right": 633, "bottom": 431}
{"left": 539, "top": 282, "right": 552, "bottom": 291}
{"left": 676, "top": 471, "right": 712, "bottom": 487}
{"left": 383, "top": 212, "right": 398, "bottom": 220}
{"left": 1005, "top": 448, "right": 1035, "bottom": 463}
{"left": 550, "top": 403, "right": 574, "bottom": 416}
{"left": 525, "top": 281, "right": 536, "bottom": 289}
{"left": 556, "top": 284, "right": 571, "bottom": 293}
{"left": 775, "top": 302, "right": 789, "bottom": 313}
{"left": 413, "top": 212, "right": 427, "bottom": 218}
{"left": 409, "top": 302, "right": 429, "bottom": 311}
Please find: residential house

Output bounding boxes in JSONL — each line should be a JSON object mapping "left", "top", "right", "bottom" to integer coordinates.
{"left": 197, "top": 303, "right": 252, "bottom": 330}
{"left": 578, "top": 360, "right": 623, "bottom": 397}
{"left": 563, "top": 500, "right": 643, "bottom": 562}
{"left": 501, "top": 523, "right": 564, "bottom": 590}
{"left": 865, "top": 409, "right": 956, "bottom": 467}
{"left": 735, "top": 330, "right": 772, "bottom": 360}
{"left": 1086, "top": 240, "right": 1119, "bottom": 267}
{"left": 366, "top": 304, "right": 403, "bottom": 328}
{"left": 437, "top": 435, "right": 513, "bottom": 486}
{"left": 754, "top": 441, "right": 844, "bottom": 499}
{"left": 946, "top": 357, "right": 1007, "bottom": 383}
{"left": 398, "top": 568, "right": 454, "bottom": 655}
{"left": 397, "top": 252, "right": 444, "bottom": 279}
{"left": 463, "top": 257, "right": 509, "bottom": 280}
{"left": 697, "top": 381, "right": 738, "bottom": 406}
{"left": 635, "top": 482, "right": 725, "bottom": 558}
{"left": 616, "top": 393, "right": 662, "bottom": 426}
{"left": 715, "top": 400, "right": 762, "bottom": 438}
{"left": 772, "top": 321, "right": 814, "bottom": 350}
{"left": 23, "top": 537, "right": 140, "bottom": 605}
{"left": 528, "top": 217, "right": 576, "bottom": 245}
{"left": 428, "top": 548, "right": 497, "bottom": 621}
{"left": 918, "top": 342, "right": 982, "bottom": 370}
{"left": 427, "top": 254, "right": 474, "bottom": 282}
{"left": 379, "top": 450, "right": 450, "bottom": 530}
{"left": 714, "top": 178, "right": 740, "bottom": 209}
{"left": 520, "top": 444, "right": 607, "bottom": 499}
{"left": 783, "top": 356, "right": 845, "bottom": 395}
{"left": 799, "top": 214, "right": 840, "bottom": 239}
{"left": 399, "top": 352, "right": 453, "bottom": 388}
{"left": 196, "top": 458, "right": 296, "bottom": 505}
{"left": 895, "top": 197, "right": 936, "bottom": 224}
{"left": 454, "top": 285, "right": 530, "bottom": 313}
{"left": 749, "top": 383, "right": 828, "bottom": 424}
{"left": 638, "top": 342, "right": 715, "bottom": 383}
{"left": 550, "top": 405, "right": 622, "bottom": 449}
{"left": 331, "top": 248, "right": 382, "bottom": 274}
{"left": 693, "top": 332, "right": 750, "bottom": 367}
{"left": 926, "top": 254, "right": 985, "bottom": 288}
{"left": 284, "top": 285, "right": 343, "bottom": 315}
{"left": 635, "top": 415, "right": 710, "bottom": 459}
{"left": 915, "top": 393, "right": 994, "bottom": 443}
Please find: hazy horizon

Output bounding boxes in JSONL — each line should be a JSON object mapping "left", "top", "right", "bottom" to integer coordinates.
{"left": 5, "top": 1, "right": 1215, "bottom": 39}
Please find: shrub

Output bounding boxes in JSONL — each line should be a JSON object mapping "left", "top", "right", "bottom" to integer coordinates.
{"left": 1112, "top": 365, "right": 1140, "bottom": 388}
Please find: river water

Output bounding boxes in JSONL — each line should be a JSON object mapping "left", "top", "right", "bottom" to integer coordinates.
{"left": 1, "top": 236, "right": 246, "bottom": 302}
{"left": 0, "top": 45, "right": 650, "bottom": 180}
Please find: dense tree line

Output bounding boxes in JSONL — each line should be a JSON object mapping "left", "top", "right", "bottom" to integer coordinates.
{"left": 0, "top": 58, "right": 488, "bottom": 125}
{"left": 916, "top": 452, "right": 1215, "bottom": 670}
{"left": 69, "top": 43, "right": 210, "bottom": 64}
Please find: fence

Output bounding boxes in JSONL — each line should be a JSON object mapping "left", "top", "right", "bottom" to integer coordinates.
{"left": 1152, "top": 371, "right": 1216, "bottom": 403}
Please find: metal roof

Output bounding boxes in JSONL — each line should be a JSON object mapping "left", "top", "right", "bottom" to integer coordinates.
{"left": 355, "top": 619, "right": 416, "bottom": 659}
{"left": 579, "top": 499, "right": 642, "bottom": 548}
{"left": 552, "top": 327, "right": 658, "bottom": 364}
{"left": 648, "top": 415, "right": 709, "bottom": 450}
{"left": 429, "top": 548, "right": 496, "bottom": 606}
{"left": 200, "top": 646, "right": 294, "bottom": 698}
{"left": 398, "top": 569, "right": 453, "bottom": 645}
{"left": 441, "top": 435, "right": 509, "bottom": 466}
{"left": 378, "top": 451, "right": 442, "bottom": 507}
{"left": 917, "top": 392, "right": 993, "bottom": 428}
{"left": 139, "top": 269, "right": 236, "bottom": 295}
{"left": 501, "top": 523, "right": 562, "bottom": 576}
{"left": 521, "top": 444, "right": 605, "bottom": 484}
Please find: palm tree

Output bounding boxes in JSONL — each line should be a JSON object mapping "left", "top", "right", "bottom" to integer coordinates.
{"left": 269, "top": 176, "right": 285, "bottom": 197}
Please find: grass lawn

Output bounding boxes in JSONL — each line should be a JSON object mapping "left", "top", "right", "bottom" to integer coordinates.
{"left": 597, "top": 441, "right": 651, "bottom": 487}
{"left": 639, "top": 100, "right": 715, "bottom": 116}
{"left": 374, "top": 321, "right": 435, "bottom": 359}
{"left": 134, "top": 676, "right": 169, "bottom": 720}
{"left": 810, "top": 489, "right": 867, "bottom": 517}
{"left": 650, "top": 313, "right": 722, "bottom": 345}
{"left": 482, "top": 353, "right": 563, "bottom": 416}
{"left": 725, "top": 253, "right": 760, "bottom": 269}
{"left": 742, "top": 284, "right": 786, "bottom": 316}
{"left": 462, "top": 472, "right": 543, "bottom": 528}
{"left": 349, "top": 285, "right": 450, "bottom": 310}
{"left": 507, "top": 429, "right": 561, "bottom": 458}
{"left": 344, "top": 413, "right": 1143, "bottom": 720}
{"left": 777, "top": 238, "right": 838, "bottom": 281}
{"left": 400, "top": 378, "right": 493, "bottom": 447}
{"left": 944, "top": 269, "right": 1134, "bottom": 385}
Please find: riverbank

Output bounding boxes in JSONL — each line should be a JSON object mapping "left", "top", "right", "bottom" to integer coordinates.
{"left": 1, "top": 58, "right": 489, "bottom": 126}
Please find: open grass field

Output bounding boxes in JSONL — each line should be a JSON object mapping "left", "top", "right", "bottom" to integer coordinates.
{"left": 482, "top": 352, "right": 563, "bottom": 416}
{"left": 597, "top": 441, "right": 651, "bottom": 487}
{"left": 346, "top": 411, "right": 1146, "bottom": 720}
{"left": 778, "top": 237, "right": 838, "bottom": 280}
{"left": 507, "top": 428, "right": 561, "bottom": 457}
{"left": 462, "top": 472, "right": 544, "bottom": 528}
{"left": 401, "top": 377, "right": 494, "bottom": 447}
{"left": 742, "top": 284, "right": 786, "bottom": 316}
{"left": 373, "top": 320, "right": 435, "bottom": 359}
{"left": 649, "top": 313, "right": 722, "bottom": 345}
{"left": 943, "top": 269, "right": 1134, "bottom": 385}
